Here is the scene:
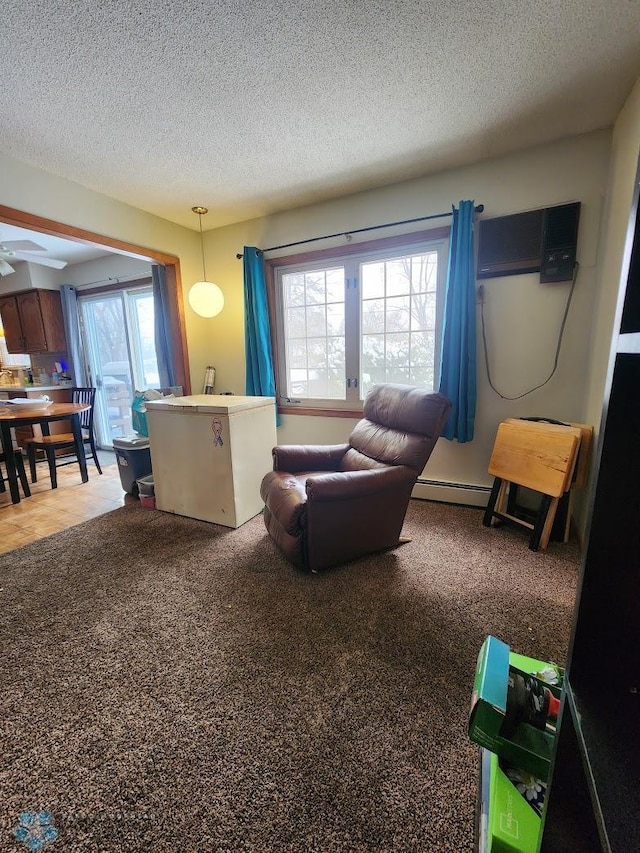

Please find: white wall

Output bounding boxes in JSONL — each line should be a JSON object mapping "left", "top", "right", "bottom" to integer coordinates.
{"left": 202, "top": 130, "right": 612, "bottom": 498}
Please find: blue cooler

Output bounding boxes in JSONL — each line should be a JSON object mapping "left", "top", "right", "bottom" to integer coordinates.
{"left": 112, "top": 436, "right": 152, "bottom": 496}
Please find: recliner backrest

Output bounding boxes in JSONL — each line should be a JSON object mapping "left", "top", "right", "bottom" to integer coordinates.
{"left": 341, "top": 385, "right": 452, "bottom": 474}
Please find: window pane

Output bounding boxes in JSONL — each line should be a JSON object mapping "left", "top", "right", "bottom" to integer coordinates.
{"left": 306, "top": 305, "right": 326, "bottom": 337}
{"left": 411, "top": 293, "right": 436, "bottom": 331}
{"left": 283, "top": 272, "right": 305, "bottom": 307}
{"left": 385, "top": 332, "right": 410, "bottom": 366}
{"left": 327, "top": 303, "right": 344, "bottom": 335}
{"left": 290, "top": 369, "right": 309, "bottom": 397}
{"left": 386, "top": 296, "right": 410, "bottom": 333}
{"left": 309, "top": 373, "right": 329, "bottom": 398}
{"left": 362, "top": 298, "right": 385, "bottom": 334}
{"left": 411, "top": 330, "right": 435, "bottom": 361}
{"left": 288, "top": 339, "right": 307, "bottom": 369}
{"left": 305, "top": 271, "right": 325, "bottom": 305}
{"left": 387, "top": 366, "right": 410, "bottom": 384}
{"left": 308, "top": 339, "right": 327, "bottom": 369}
{"left": 361, "top": 261, "right": 385, "bottom": 299}
{"left": 282, "top": 266, "right": 345, "bottom": 401}
{"left": 359, "top": 250, "right": 439, "bottom": 398}
{"left": 326, "top": 268, "right": 344, "bottom": 303}
{"left": 411, "top": 252, "right": 438, "bottom": 293}
{"left": 287, "top": 307, "right": 306, "bottom": 337}
{"left": 386, "top": 259, "right": 411, "bottom": 297}
{"left": 131, "top": 293, "right": 159, "bottom": 388}
{"left": 328, "top": 337, "right": 345, "bottom": 374}
{"left": 361, "top": 334, "right": 385, "bottom": 387}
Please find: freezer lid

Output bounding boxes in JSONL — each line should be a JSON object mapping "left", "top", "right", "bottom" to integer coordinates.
{"left": 144, "top": 394, "right": 276, "bottom": 413}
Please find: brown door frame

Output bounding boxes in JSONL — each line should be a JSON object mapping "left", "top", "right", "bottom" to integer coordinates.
{"left": 0, "top": 204, "right": 191, "bottom": 394}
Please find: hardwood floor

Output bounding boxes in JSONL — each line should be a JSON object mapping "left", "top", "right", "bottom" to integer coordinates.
{"left": 0, "top": 453, "right": 137, "bottom": 554}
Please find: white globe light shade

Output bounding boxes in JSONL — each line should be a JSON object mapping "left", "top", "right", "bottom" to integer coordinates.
{"left": 188, "top": 280, "right": 224, "bottom": 318}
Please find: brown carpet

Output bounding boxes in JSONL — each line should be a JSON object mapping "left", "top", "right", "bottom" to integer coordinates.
{"left": 0, "top": 499, "right": 579, "bottom": 852}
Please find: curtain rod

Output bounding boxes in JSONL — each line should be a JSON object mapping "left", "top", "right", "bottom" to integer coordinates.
{"left": 235, "top": 203, "right": 484, "bottom": 259}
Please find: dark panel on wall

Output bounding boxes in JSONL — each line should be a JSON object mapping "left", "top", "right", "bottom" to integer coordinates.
{"left": 477, "top": 210, "right": 544, "bottom": 278}
{"left": 477, "top": 202, "right": 580, "bottom": 282}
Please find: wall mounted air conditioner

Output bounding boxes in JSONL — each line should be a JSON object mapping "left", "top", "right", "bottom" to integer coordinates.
{"left": 477, "top": 202, "right": 581, "bottom": 282}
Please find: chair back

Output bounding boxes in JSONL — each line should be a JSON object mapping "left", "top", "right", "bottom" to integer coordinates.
{"left": 72, "top": 387, "right": 97, "bottom": 432}
{"left": 343, "top": 384, "right": 452, "bottom": 474}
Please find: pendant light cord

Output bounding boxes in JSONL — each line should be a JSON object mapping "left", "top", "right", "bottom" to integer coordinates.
{"left": 198, "top": 212, "right": 207, "bottom": 281}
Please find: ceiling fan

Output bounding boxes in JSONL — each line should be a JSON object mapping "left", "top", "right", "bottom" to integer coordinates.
{"left": 0, "top": 239, "right": 68, "bottom": 276}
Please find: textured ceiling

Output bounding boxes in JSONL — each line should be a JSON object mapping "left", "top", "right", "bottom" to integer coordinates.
{"left": 2, "top": 0, "right": 640, "bottom": 231}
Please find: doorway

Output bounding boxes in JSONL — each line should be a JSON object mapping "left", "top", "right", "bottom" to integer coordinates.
{"left": 80, "top": 285, "right": 160, "bottom": 447}
{"left": 0, "top": 204, "right": 190, "bottom": 404}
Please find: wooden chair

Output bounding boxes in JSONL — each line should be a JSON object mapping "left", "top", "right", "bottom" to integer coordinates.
{"left": 0, "top": 448, "right": 31, "bottom": 498}
{"left": 24, "top": 387, "right": 102, "bottom": 489}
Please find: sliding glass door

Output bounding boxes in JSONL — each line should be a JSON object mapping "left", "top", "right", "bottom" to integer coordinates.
{"left": 80, "top": 286, "right": 159, "bottom": 447}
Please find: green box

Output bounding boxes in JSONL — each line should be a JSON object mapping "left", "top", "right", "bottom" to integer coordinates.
{"left": 469, "top": 636, "right": 562, "bottom": 780}
{"left": 479, "top": 749, "right": 546, "bottom": 853}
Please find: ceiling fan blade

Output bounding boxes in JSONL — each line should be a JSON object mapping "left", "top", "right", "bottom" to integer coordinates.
{"left": 11, "top": 252, "right": 67, "bottom": 269}
{"left": 0, "top": 240, "right": 47, "bottom": 252}
{"left": 0, "top": 258, "right": 15, "bottom": 276}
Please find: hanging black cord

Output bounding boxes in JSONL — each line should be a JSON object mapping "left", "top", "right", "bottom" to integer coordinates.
{"left": 235, "top": 204, "right": 484, "bottom": 258}
{"left": 480, "top": 261, "right": 580, "bottom": 400}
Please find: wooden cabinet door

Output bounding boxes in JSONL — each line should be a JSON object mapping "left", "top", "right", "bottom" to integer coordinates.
{"left": 17, "top": 291, "right": 48, "bottom": 352}
{"left": 37, "top": 289, "right": 67, "bottom": 352}
{"left": 0, "top": 295, "right": 24, "bottom": 352}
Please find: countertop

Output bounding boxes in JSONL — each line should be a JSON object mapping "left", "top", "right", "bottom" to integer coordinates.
{"left": 0, "top": 384, "right": 74, "bottom": 393}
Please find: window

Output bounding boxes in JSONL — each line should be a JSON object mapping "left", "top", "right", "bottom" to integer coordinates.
{"left": 272, "top": 234, "right": 447, "bottom": 412}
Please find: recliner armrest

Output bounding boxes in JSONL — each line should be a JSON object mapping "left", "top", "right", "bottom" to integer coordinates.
{"left": 272, "top": 444, "right": 350, "bottom": 473}
{"left": 305, "top": 465, "right": 415, "bottom": 501}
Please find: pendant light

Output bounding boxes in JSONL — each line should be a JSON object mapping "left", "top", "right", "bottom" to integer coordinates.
{"left": 188, "top": 206, "right": 224, "bottom": 318}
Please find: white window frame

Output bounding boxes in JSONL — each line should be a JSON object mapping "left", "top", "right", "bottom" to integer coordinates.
{"left": 269, "top": 230, "right": 449, "bottom": 415}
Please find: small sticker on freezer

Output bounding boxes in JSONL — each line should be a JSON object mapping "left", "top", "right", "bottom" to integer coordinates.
{"left": 211, "top": 418, "right": 224, "bottom": 446}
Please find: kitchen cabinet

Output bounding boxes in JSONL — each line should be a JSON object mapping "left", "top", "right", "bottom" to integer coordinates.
{"left": 539, "top": 156, "right": 640, "bottom": 849}
{"left": 0, "top": 289, "right": 67, "bottom": 353}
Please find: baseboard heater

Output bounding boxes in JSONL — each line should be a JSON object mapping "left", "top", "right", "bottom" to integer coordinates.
{"left": 412, "top": 479, "right": 491, "bottom": 508}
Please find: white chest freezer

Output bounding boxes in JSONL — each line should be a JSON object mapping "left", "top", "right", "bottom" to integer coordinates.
{"left": 145, "top": 394, "right": 277, "bottom": 528}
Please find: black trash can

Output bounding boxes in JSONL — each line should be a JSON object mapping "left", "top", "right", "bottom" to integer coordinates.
{"left": 113, "top": 436, "right": 152, "bottom": 496}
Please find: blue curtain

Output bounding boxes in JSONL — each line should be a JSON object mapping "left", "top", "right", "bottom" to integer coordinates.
{"left": 152, "top": 264, "right": 177, "bottom": 389}
{"left": 438, "top": 200, "right": 477, "bottom": 443}
{"left": 243, "top": 247, "right": 279, "bottom": 424}
{"left": 59, "top": 285, "right": 87, "bottom": 386}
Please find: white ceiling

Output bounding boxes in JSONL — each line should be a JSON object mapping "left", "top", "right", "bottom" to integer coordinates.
{"left": 2, "top": 1, "right": 640, "bottom": 231}
{"left": 0, "top": 224, "right": 111, "bottom": 265}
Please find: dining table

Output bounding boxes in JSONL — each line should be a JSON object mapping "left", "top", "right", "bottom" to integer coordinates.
{"left": 0, "top": 402, "right": 90, "bottom": 505}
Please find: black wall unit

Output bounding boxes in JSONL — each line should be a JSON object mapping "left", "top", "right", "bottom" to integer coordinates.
{"left": 539, "top": 157, "right": 640, "bottom": 851}
{"left": 477, "top": 202, "right": 580, "bottom": 281}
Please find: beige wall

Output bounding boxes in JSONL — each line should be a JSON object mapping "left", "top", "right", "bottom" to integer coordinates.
{"left": 1, "top": 124, "right": 627, "bottom": 503}
{"left": 583, "top": 78, "right": 640, "bottom": 437}
{"left": 202, "top": 130, "right": 612, "bottom": 496}
{"left": 0, "top": 154, "right": 204, "bottom": 363}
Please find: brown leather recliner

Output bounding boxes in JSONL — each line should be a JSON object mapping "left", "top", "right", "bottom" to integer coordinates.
{"left": 260, "top": 384, "right": 452, "bottom": 572}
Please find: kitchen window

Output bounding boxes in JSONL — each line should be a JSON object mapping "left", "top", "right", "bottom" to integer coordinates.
{"left": 270, "top": 232, "right": 448, "bottom": 413}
